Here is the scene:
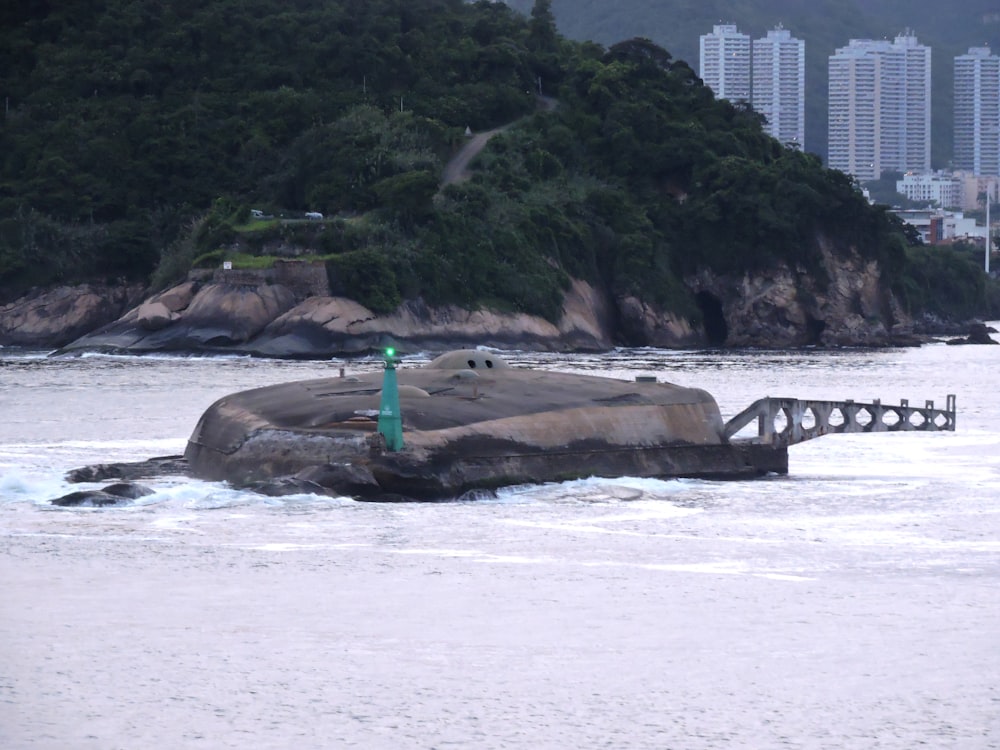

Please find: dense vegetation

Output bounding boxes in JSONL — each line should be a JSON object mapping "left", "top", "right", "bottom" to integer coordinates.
{"left": 504, "top": 0, "right": 1000, "bottom": 166}
{"left": 2, "top": 0, "right": 997, "bottom": 323}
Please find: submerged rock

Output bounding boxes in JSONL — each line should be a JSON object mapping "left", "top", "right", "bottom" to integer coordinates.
{"left": 945, "top": 322, "right": 998, "bottom": 345}
{"left": 247, "top": 477, "right": 332, "bottom": 497}
{"left": 66, "top": 455, "right": 188, "bottom": 483}
{"left": 51, "top": 482, "right": 155, "bottom": 507}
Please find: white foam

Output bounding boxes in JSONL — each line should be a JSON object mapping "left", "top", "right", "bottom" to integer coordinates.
{"left": 476, "top": 554, "right": 553, "bottom": 564}
{"left": 495, "top": 475, "right": 694, "bottom": 504}
{"left": 150, "top": 514, "right": 202, "bottom": 531}
{"left": 395, "top": 548, "right": 481, "bottom": 557}
{"left": 639, "top": 560, "right": 748, "bottom": 575}
{"left": 0, "top": 438, "right": 186, "bottom": 454}
{"left": 0, "top": 470, "right": 73, "bottom": 505}
{"left": 75, "top": 350, "right": 252, "bottom": 362}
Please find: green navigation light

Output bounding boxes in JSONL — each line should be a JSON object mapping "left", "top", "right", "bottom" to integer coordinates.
{"left": 378, "top": 347, "right": 404, "bottom": 451}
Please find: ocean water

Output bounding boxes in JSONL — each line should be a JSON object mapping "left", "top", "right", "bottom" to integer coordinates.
{"left": 1, "top": 340, "right": 999, "bottom": 749}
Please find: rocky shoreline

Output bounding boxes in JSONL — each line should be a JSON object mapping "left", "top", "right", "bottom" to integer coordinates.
{"left": 0, "top": 261, "right": 989, "bottom": 357}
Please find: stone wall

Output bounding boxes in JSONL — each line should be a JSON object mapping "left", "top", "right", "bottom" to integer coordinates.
{"left": 271, "top": 260, "right": 330, "bottom": 298}
{"left": 200, "top": 260, "right": 330, "bottom": 300}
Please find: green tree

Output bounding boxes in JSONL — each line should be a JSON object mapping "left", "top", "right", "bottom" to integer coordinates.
{"left": 528, "top": 0, "right": 557, "bottom": 53}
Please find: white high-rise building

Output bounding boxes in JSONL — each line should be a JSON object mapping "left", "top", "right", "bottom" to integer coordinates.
{"left": 954, "top": 47, "right": 1000, "bottom": 177}
{"left": 896, "top": 171, "right": 963, "bottom": 208}
{"left": 699, "top": 24, "right": 751, "bottom": 104}
{"left": 828, "top": 31, "right": 931, "bottom": 182}
{"left": 752, "top": 25, "right": 805, "bottom": 150}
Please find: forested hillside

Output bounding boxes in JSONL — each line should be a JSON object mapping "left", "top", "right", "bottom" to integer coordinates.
{"left": 504, "top": 0, "right": 1000, "bottom": 166}
{"left": 1, "top": 0, "right": 540, "bottom": 290}
{"left": 1, "top": 0, "right": 995, "bottom": 324}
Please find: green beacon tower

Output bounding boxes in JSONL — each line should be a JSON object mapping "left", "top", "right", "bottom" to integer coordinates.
{"left": 377, "top": 347, "right": 404, "bottom": 451}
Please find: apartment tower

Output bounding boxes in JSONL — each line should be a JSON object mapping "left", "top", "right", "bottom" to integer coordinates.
{"left": 954, "top": 47, "right": 1000, "bottom": 177}
{"left": 752, "top": 25, "right": 806, "bottom": 150}
{"left": 828, "top": 31, "right": 931, "bottom": 182}
{"left": 699, "top": 24, "right": 751, "bottom": 104}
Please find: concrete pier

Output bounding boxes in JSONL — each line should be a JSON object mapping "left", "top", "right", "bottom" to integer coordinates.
{"left": 724, "top": 395, "right": 957, "bottom": 448}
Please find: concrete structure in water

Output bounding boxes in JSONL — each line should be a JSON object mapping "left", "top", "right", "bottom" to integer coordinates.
{"left": 183, "top": 350, "right": 957, "bottom": 500}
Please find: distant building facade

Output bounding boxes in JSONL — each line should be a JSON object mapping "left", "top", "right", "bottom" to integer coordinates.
{"left": 954, "top": 47, "right": 1000, "bottom": 177}
{"left": 894, "top": 170, "right": 998, "bottom": 211}
{"left": 953, "top": 171, "right": 1000, "bottom": 210}
{"left": 752, "top": 26, "right": 805, "bottom": 150}
{"left": 828, "top": 31, "right": 931, "bottom": 182}
{"left": 699, "top": 24, "right": 751, "bottom": 104}
{"left": 896, "top": 171, "right": 963, "bottom": 208}
{"left": 890, "top": 208, "right": 981, "bottom": 245}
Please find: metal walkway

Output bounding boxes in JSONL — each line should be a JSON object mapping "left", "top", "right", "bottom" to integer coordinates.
{"left": 724, "top": 395, "right": 957, "bottom": 448}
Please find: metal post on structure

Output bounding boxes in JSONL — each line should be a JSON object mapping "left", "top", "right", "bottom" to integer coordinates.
{"left": 377, "top": 347, "right": 404, "bottom": 452}
{"left": 987, "top": 181, "right": 993, "bottom": 275}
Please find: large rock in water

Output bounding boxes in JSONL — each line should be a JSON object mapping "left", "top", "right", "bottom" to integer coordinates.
{"left": 185, "top": 350, "right": 786, "bottom": 500}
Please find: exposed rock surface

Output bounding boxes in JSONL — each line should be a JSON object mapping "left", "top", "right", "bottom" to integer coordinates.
{"left": 249, "top": 278, "right": 614, "bottom": 356}
{"left": 65, "top": 455, "right": 189, "bottom": 483}
{"left": 59, "top": 279, "right": 299, "bottom": 353}
{"left": 55, "top": 275, "right": 619, "bottom": 356}
{"left": 916, "top": 314, "right": 994, "bottom": 338}
{"left": 248, "top": 463, "right": 382, "bottom": 499}
{"left": 615, "top": 295, "right": 701, "bottom": 347}
{"left": 945, "top": 321, "right": 998, "bottom": 345}
{"left": 0, "top": 282, "right": 146, "bottom": 348}
{"left": 135, "top": 300, "right": 179, "bottom": 331}
{"left": 685, "top": 242, "right": 915, "bottom": 348}
{"left": 3, "top": 242, "right": 969, "bottom": 356}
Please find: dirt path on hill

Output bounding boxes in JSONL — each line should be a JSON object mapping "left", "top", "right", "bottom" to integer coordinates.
{"left": 440, "top": 125, "right": 512, "bottom": 186}
{"left": 439, "top": 96, "right": 558, "bottom": 188}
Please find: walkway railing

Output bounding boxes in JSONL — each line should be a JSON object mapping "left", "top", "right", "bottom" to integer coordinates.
{"left": 723, "top": 396, "right": 957, "bottom": 448}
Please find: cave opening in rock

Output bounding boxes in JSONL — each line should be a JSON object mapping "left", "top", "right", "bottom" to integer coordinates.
{"left": 695, "top": 291, "right": 728, "bottom": 346}
{"left": 805, "top": 315, "right": 827, "bottom": 345}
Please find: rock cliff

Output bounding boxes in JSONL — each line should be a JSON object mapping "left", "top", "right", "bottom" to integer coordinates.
{"left": 684, "top": 240, "right": 914, "bottom": 348}
{"left": 50, "top": 274, "right": 618, "bottom": 356}
{"left": 3, "top": 246, "right": 931, "bottom": 355}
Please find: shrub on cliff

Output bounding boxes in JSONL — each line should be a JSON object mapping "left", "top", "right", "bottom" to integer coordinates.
{"left": 895, "top": 245, "right": 1000, "bottom": 321}
{"left": 325, "top": 249, "right": 402, "bottom": 315}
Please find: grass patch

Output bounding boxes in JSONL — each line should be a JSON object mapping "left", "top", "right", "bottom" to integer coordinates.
{"left": 232, "top": 218, "right": 284, "bottom": 232}
{"left": 192, "top": 250, "right": 338, "bottom": 270}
